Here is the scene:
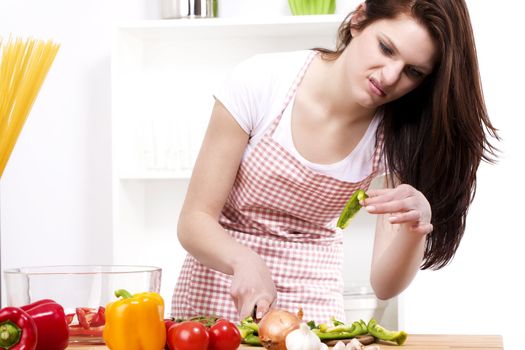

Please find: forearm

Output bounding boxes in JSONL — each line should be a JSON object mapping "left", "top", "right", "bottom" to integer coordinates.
{"left": 178, "top": 209, "right": 258, "bottom": 276}
{"left": 370, "top": 215, "right": 427, "bottom": 300}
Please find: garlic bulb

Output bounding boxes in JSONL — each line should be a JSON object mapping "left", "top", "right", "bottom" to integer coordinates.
{"left": 333, "top": 341, "right": 346, "bottom": 350}
{"left": 346, "top": 338, "right": 364, "bottom": 350}
{"left": 285, "top": 323, "right": 324, "bottom": 350}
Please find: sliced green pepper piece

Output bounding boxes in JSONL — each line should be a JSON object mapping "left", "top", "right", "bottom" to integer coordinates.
{"left": 237, "top": 325, "right": 254, "bottom": 339}
{"left": 337, "top": 189, "right": 368, "bottom": 229}
{"left": 358, "top": 319, "right": 368, "bottom": 335}
{"left": 367, "top": 318, "right": 408, "bottom": 346}
{"left": 239, "top": 316, "right": 259, "bottom": 333}
{"left": 316, "top": 320, "right": 364, "bottom": 336}
{"left": 242, "top": 334, "right": 262, "bottom": 346}
{"left": 306, "top": 320, "right": 317, "bottom": 330}
{"left": 313, "top": 328, "right": 362, "bottom": 340}
{"left": 331, "top": 317, "right": 345, "bottom": 326}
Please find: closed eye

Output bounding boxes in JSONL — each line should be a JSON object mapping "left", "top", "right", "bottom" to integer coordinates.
{"left": 405, "top": 66, "right": 424, "bottom": 79}
{"left": 379, "top": 40, "right": 394, "bottom": 56}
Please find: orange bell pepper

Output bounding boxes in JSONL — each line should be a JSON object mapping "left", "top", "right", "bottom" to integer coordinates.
{"left": 103, "top": 289, "right": 166, "bottom": 350}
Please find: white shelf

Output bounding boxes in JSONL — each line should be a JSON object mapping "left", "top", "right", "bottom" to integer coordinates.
{"left": 112, "top": 16, "right": 342, "bottom": 179}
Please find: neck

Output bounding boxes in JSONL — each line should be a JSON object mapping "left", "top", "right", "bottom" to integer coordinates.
{"left": 309, "top": 53, "right": 376, "bottom": 125}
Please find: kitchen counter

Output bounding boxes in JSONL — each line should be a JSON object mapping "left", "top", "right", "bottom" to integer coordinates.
{"left": 68, "top": 334, "right": 503, "bottom": 349}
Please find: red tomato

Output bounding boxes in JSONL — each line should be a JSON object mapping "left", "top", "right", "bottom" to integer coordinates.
{"left": 164, "top": 319, "right": 178, "bottom": 350}
{"left": 167, "top": 321, "right": 209, "bottom": 350}
{"left": 208, "top": 319, "right": 242, "bottom": 350}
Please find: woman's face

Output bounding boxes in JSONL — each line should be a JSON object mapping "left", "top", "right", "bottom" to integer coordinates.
{"left": 343, "top": 12, "right": 438, "bottom": 109}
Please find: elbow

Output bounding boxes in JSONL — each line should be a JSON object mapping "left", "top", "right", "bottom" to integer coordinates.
{"left": 371, "top": 285, "right": 394, "bottom": 301}
{"left": 374, "top": 290, "right": 394, "bottom": 301}
{"left": 177, "top": 211, "right": 192, "bottom": 249}
{"left": 370, "top": 276, "right": 398, "bottom": 301}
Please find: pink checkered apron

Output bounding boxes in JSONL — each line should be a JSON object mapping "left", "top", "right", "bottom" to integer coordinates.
{"left": 172, "top": 51, "right": 384, "bottom": 324}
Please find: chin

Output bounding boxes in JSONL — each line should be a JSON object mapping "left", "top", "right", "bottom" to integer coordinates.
{"left": 357, "top": 94, "right": 382, "bottom": 110}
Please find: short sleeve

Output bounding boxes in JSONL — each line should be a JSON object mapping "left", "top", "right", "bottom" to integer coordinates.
{"left": 213, "top": 55, "right": 268, "bottom": 136}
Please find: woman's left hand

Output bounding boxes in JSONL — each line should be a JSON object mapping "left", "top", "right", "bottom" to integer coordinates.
{"left": 362, "top": 184, "right": 433, "bottom": 236}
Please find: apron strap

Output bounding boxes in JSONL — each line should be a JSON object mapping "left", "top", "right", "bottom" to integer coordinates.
{"left": 265, "top": 50, "right": 318, "bottom": 137}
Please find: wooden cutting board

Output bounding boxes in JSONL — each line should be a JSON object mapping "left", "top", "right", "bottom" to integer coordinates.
{"left": 68, "top": 334, "right": 503, "bottom": 350}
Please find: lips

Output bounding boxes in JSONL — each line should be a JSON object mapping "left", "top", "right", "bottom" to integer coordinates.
{"left": 369, "top": 77, "right": 386, "bottom": 97}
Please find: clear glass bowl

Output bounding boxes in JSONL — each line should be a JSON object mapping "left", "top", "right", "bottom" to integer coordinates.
{"left": 4, "top": 265, "right": 162, "bottom": 345}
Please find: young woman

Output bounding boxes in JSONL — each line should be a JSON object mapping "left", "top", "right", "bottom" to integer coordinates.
{"left": 172, "top": 0, "right": 499, "bottom": 324}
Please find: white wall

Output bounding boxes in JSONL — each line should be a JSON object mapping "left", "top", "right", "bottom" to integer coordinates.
{"left": 400, "top": 4, "right": 525, "bottom": 350}
{"left": 0, "top": 0, "right": 162, "bottom": 303}
{"left": 1, "top": 0, "right": 524, "bottom": 349}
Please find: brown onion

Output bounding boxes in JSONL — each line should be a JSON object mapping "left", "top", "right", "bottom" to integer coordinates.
{"left": 258, "top": 308, "right": 301, "bottom": 350}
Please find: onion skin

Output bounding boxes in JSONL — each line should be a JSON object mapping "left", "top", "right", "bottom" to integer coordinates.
{"left": 258, "top": 309, "right": 301, "bottom": 350}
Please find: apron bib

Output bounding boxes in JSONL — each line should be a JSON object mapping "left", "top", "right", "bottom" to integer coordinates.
{"left": 172, "top": 51, "right": 383, "bottom": 323}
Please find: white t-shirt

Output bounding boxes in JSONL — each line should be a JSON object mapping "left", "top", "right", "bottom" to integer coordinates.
{"left": 214, "top": 50, "right": 383, "bottom": 182}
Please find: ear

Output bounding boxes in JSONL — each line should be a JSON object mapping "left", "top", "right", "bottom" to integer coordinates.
{"left": 350, "top": 3, "right": 367, "bottom": 37}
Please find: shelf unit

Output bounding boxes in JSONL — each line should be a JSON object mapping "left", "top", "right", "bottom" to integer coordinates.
{"left": 111, "top": 16, "right": 396, "bottom": 327}
{"left": 112, "top": 15, "right": 342, "bottom": 179}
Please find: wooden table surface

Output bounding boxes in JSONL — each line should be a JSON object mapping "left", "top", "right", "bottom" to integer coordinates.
{"left": 68, "top": 334, "right": 504, "bottom": 349}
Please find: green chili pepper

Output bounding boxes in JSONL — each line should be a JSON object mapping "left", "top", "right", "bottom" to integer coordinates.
{"left": 367, "top": 318, "right": 408, "bottom": 345}
{"left": 337, "top": 189, "right": 368, "bottom": 229}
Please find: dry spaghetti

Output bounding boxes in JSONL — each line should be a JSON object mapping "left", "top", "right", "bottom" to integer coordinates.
{"left": 0, "top": 36, "right": 59, "bottom": 177}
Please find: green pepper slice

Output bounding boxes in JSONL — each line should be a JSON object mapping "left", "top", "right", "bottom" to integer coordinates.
{"left": 337, "top": 189, "right": 368, "bottom": 229}
{"left": 242, "top": 334, "right": 262, "bottom": 346}
{"left": 367, "top": 318, "right": 408, "bottom": 345}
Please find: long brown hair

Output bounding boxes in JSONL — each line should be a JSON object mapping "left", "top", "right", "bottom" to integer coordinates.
{"left": 318, "top": 0, "right": 500, "bottom": 269}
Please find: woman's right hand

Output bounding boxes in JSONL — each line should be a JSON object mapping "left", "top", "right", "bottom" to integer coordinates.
{"left": 230, "top": 253, "right": 277, "bottom": 321}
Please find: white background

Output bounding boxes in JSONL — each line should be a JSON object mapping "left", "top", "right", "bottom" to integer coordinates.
{"left": 1, "top": 0, "right": 524, "bottom": 349}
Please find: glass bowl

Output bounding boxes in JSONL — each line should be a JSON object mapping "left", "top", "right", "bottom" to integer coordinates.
{"left": 3, "top": 265, "right": 162, "bottom": 345}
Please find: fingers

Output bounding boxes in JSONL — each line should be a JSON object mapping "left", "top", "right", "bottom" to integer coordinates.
{"left": 255, "top": 299, "right": 271, "bottom": 320}
{"left": 237, "top": 296, "right": 273, "bottom": 320}
{"left": 364, "top": 188, "right": 391, "bottom": 198}
{"left": 231, "top": 286, "right": 275, "bottom": 320}
{"left": 239, "top": 298, "right": 257, "bottom": 321}
{"left": 388, "top": 210, "right": 421, "bottom": 224}
{"left": 361, "top": 185, "right": 432, "bottom": 234}
{"left": 363, "top": 185, "right": 416, "bottom": 206}
{"left": 410, "top": 223, "right": 433, "bottom": 236}
{"left": 365, "top": 199, "right": 412, "bottom": 215}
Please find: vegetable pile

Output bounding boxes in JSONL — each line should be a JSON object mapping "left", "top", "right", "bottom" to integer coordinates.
{"left": 237, "top": 310, "right": 407, "bottom": 348}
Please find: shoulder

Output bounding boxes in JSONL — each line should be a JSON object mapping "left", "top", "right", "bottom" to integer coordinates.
{"left": 239, "top": 50, "right": 314, "bottom": 70}
{"left": 231, "top": 50, "right": 314, "bottom": 87}
{"left": 214, "top": 50, "right": 314, "bottom": 135}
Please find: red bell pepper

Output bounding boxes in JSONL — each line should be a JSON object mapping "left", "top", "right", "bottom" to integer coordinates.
{"left": 0, "top": 306, "right": 37, "bottom": 350}
{"left": 20, "top": 300, "right": 69, "bottom": 350}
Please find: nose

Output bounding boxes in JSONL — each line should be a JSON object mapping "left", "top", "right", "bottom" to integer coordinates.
{"left": 381, "top": 60, "right": 404, "bottom": 87}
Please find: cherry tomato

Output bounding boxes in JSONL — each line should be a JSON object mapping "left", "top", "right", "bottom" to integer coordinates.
{"left": 208, "top": 319, "right": 242, "bottom": 350}
{"left": 167, "top": 321, "right": 209, "bottom": 350}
